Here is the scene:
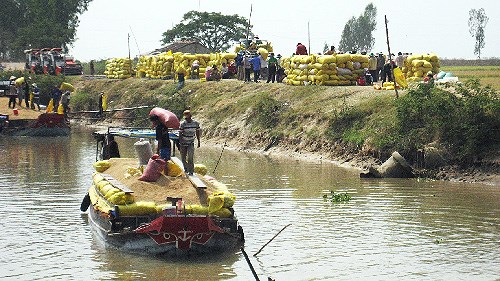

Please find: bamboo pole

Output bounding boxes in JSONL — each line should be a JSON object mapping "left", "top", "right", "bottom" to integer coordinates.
{"left": 253, "top": 224, "right": 292, "bottom": 256}
{"left": 241, "top": 247, "right": 260, "bottom": 281}
{"left": 384, "top": 15, "right": 399, "bottom": 98}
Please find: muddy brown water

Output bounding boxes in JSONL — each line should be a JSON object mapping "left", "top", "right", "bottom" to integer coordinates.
{"left": 0, "top": 129, "right": 498, "bottom": 281}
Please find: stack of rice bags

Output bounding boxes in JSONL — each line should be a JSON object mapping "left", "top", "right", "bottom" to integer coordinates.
{"left": 402, "top": 54, "right": 440, "bottom": 82}
{"left": 104, "top": 58, "right": 133, "bottom": 79}
{"left": 282, "top": 53, "right": 369, "bottom": 86}
{"left": 137, "top": 53, "right": 175, "bottom": 79}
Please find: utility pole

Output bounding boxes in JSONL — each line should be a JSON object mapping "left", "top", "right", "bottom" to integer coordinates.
{"left": 245, "top": 4, "right": 253, "bottom": 50}
{"left": 127, "top": 33, "right": 131, "bottom": 60}
{"left": 384, "top": 15, "right": 398, "bottom": 98}
{"left": 308, "top": 21, "right": 311, "bottom": 54}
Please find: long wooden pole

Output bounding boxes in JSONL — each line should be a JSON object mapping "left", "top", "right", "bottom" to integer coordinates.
{"left": 253, "top": 224, "right": 292, "bottom": 256}
{"left": 241, "top": 247, "right": 260, "bottom": 281}
{"left": 384, "top": 15, "right": 399, "bottom": 98}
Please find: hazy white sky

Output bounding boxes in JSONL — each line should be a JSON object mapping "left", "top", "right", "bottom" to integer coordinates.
{"left": 70, "top": 0, "right": 499, "bottom": 62}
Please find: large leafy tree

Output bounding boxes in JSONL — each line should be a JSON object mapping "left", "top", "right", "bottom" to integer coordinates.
{"left": 468, "top": 8, "right": 488, "bottom": 59}
{"left": 339, "top": 3, "right": 377, "bottom": 53}
{"left": 161, "top": 11, "right": 248, "bottom": 53}
{"left": 0, "top": 0, "right": 91, "bottom": 60}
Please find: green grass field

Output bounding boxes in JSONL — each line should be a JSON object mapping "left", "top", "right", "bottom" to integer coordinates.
{"left": 440, "top": 66, "right": 500, "bottom": 89}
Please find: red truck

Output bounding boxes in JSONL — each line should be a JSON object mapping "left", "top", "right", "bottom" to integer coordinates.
{"left": 25, "top": 48, "right": 82, "bottom": 75}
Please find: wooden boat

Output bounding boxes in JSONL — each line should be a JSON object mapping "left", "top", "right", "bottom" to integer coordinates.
{"left": 0, "top": 98, "right": 70, "bottom": 136}
{"left": 82, "top": 128, "right": 244, "bottom": 256}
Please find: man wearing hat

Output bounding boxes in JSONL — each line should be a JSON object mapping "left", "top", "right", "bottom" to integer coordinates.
{"left": 368, "top": 53, "right": 378, "bottom": 82}
{"left": 179, "top": 110, "right": 201, "bottom": 176}
{"left": 7, "top": 76, "right": 17, "bottom": 108}
{"left": 31, "top": 83, "right": 41, "bottom": 110}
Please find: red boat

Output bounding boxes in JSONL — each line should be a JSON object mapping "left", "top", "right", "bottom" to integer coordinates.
{"left": 2, "top": 113, "right": 70, "bottom": 137}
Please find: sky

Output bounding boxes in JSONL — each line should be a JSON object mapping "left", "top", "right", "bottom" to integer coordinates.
{"left": 70, "top": 0, "right": 499, "bottom": 62}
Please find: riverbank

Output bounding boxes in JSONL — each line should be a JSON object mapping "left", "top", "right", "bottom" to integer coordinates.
{"left": 69, "top": 78, "right": 499, "bottom": 185}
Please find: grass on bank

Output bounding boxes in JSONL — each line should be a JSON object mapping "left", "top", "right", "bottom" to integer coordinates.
{"left": 440, "top": 66, "right": 500, "bottom": 89}
{"left": 70, "top": 71, "right": 499, "bottom": 166}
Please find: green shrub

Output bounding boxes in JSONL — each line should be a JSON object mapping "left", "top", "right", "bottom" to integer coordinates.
{"left": 395, "top": 80, "right": 500, "bottom": 162}
{"left": 81, "top": 60, "right": 107, "bottom": 75}
{"left": 326, "top": 101, "right": 370, "bottom": 141}
{"left": 247, "top": 92, "right": 285, "bottom": 129}
{"left": 71, "top": 90, "right": 97, "bottom": 112}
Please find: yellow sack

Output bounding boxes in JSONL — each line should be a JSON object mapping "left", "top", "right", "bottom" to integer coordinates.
{"left": 194, "top": 164, "right": 207, "bottom": 176}
{"left": 186, "top": 204, "right": 209, "bottom": 215}
{"left": 93, "top": 160, "right": 111, "bottom": 172}
{"left": 15, "top": 77, "right": 25, "bottom": 86}
{"left": 166, "top": 160, "right": 183, "bottom": 177}
{"left": 46, "top": 98, "right": 54, "bottom": 113}
{"left": 118, "top": 201, "right": 158, "bottom": 216}
{"left": 59, "top": 82, "right": 75, "bottom": 92}
{"left": 258, "top": 48, "right": 269, "bottom": 60}
{"left": 393, "top": 67, "right": 408, "bottom": 88}
{"left": 102, "top": 94, "right": 108, "bottom": 111}
{"left": 212, "top": 208, "right": 232, "bottom": 218}
{"left": 57, "top": 104, "right": 64, "bottom": 114}
{"left": 108, "top": 191, "right": 126, "bottom": 205}
{"left": 208, "top": 194, "right": 224, "bottom": 213}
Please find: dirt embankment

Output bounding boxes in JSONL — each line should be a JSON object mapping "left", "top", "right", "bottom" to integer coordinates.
{"left": 70, "top": 78, "right": 499, "bottom": 185}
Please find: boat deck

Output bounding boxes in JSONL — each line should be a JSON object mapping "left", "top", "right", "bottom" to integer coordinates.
{"left": 103, "top": 158, "right": 223, "bottom": 206}
{"left": 0, "top": 96, "right": 43, "bottom": 120}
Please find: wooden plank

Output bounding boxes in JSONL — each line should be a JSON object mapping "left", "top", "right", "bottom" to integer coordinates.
{"left": 170, "top": 157, "right": 185, "bottom": 172}
{"left": 171, "top": 157, "right": 207, "bottom": 189}
{"left": 101, "top": 173, "right": 134, "bottom": 193}
{"left": 188, "top": 175, "right": 207, "bottom": 189}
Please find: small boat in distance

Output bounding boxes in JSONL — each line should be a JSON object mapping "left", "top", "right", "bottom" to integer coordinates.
{"left": 82, "top": 128, "right": 244, "bottom": 256}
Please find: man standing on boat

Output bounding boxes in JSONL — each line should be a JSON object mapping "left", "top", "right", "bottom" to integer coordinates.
{"left": 149, "top": 114, "right": 171, "bottom": 161}
{"left": 179, "top": 110, "right": 201, "bottom": 176}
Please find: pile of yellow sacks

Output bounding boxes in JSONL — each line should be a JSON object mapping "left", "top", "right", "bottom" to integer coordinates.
{"left": 136, "top": 53, "right": 174, "bottom": 79}
{"left": 402, "top": 54, "right": 440, "bottom": 82}
{"left": 184, "top": 191, "right": 235, "bottom": 218}
{"left": 234, "top": 41, "right": 274, "bottom": 53}
{"left": 90, "top": 169, "right": 235, "bottom": 218}
{"left": 135, "top": 52, "right": 238, "bottom": 81}
{"left": 104, "top": 58, "right": 133, "bottom": 79}
{"left": 92, "top": 173, "right": 135, "bottom": 206}
{"left": 281, "top": 53, "right": 369, "bottom": 86}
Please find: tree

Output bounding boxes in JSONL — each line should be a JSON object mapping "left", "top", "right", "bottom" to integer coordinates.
{"left": 339, "top": 3, "right": 377, "bottom": 53}
{"left": 0, "top": 0, "right": 91, "bottom": 60}
{"left": 161, "top": 11, "right": 248, "bottom": 53}
{"left": 468, "top": 8, "right": 488, "bottom": 59}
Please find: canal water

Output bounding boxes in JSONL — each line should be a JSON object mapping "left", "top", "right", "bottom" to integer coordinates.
{"left": 0, "top": 129, "right": 498, "bottom": 281}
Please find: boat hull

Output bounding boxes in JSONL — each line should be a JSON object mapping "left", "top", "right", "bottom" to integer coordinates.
{"left": 88, "top": 205, "right": 244, "bottom": 256}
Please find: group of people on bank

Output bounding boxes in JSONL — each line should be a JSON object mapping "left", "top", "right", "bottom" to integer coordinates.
{"left": 6, "top": 76, "right": 71, "bottom": 119}
{"left": 6, "top": 76, "right": 41, "bottom": 110}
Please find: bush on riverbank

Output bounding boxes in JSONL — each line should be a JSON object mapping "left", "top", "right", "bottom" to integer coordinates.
{"left": 395, "top": 80, "right": 499, "bottom": 164}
